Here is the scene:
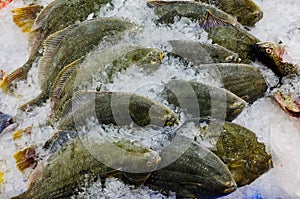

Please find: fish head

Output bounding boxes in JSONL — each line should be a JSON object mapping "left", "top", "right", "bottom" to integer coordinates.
{"left": 235, "top": 0, "right": 263, "bottom": 26}
{"left": 254, "top": 41, "right": 285, "bottom": 62}
{"left": 0, "top": 111, "right": 17, "bottom": 134}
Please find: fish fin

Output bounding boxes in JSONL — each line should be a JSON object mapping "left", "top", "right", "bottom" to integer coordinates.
{"left": 11, "top": 4, "right": 43, "bottom": 33}
{"left": 0, "top": 171, "right": 3, "bottom": 184}
{"left": 12, "top": 126, "right": 32, "bottom": 140}
{"left": 13, "top": 146, "right": 37, "bottom": 174}
{"left": 18, "top": 92, "right": 47, "bottom": 111}
{"left": 0, "top": 66, "right": 29, "bottom": 93}
{"left": 50, "top": 56, "right": 86, "bottom": 104}
{"left": 37, "top": 25, "right": 78, "bottom": 88}
{"left": 199, "top": 10, "right": 230, "bottom": 31}
{"left": 60, "top": 91, "right": 98, "bottom": 122}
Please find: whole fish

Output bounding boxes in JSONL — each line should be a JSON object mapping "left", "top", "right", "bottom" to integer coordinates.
{"left": 160, "top": 79, "right": 246, "bottom": 122}
{"left": 195, "top": 0, "right": 263, "bottom": 26}
{"left": 194, "top": 121, "right": 273, "bottom": 186}
{"left": 168, "top": 40, "right": 241, "bottom": 64}
{"left": 18, "top": 18, "right": 137, "bottom": 111}
{"left": 58, "top": 91, "right": 178, "bottom": 131}
{"left": 49, "top": 46, "right": 163, "bottom": 121}
{"left": 1, "top": 0, "right": 112, "bottom": 92}
{"left": 11, "top": 134, "right": 161, "bottom": 199}
{"left": 254, "top": 42, "right": 299, "bottom": 77}
{"left": 147, "top": 0, "right": 239, "bottom": 27}
{"left": 145, "top": 136, "right": 237, "bottom": 198}
{"left": 192, "top": 63, "right": 267, "bottom": 103}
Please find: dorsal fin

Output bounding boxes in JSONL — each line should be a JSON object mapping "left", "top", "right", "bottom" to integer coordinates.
{"left": 50, "top": 56, "right": 86, "bottom": 103}
{"left": 37, "top": 24, "right": 79, "bottom": 88}
{"left": 199, "top": 10, "right": 229, "bottom": 31}
{"left": 60, "top": 91, "right": 99, "bottom": 122}
{"left": 11, "top": 4, "right": 43, "bottom": 33}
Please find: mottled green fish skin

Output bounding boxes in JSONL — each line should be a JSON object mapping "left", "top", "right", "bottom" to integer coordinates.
{"left": 11, "top": 135, "right": 159, "bottom": 199}
{"left": 147, "top": 0, "right": 239, "bottom": 27}
{"left": 254, "top": 42, "right": 299, "bottom": 77}
{"left": 193, "top": 63, "right": 267, "bottom": 103}
{"left": 49, "top": 47, "right": 162, "bottom": 122}
{"left": 161, "top": 80, "right": 246, "bottom": 122}
{"left": 145, "top": 136, "right": 237, "bottom": 198}
{"left": 168, "top": 40, "right": 241, "bottom": 64}
{"left": 195, "top": 0, "right": 263, "bottom": 26}
{"left": 58, "top": 91, "right": 178, "bottom": 131}
{"left": 196, "top": 121, "right": 273, "bottom": 186}
{"left": 3, "top": 0, "right": 112, "bottom": 90}
{"left": 205, "top": 24, "right": 260, "bottom": 63}
{"left": 19, "top": 18, "right": 136, "bottom": 110}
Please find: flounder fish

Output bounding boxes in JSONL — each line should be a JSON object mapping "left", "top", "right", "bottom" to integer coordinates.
{"left": 18, "top": 18, "right": 137, "bottom": 111}
{"left": 160, "top": 79, "right": 246, "bottom": 122}
{"left": 274, "top": 91, "right": 300, "bottom": 117}
{"left": 1, "top": 0, "right": 112, "bottom": 92}
{"left": 195, "top": 0, "right": 263, "bottom": 26}
{"left": 145, "top": 136, "right": 237, "bottom": 198}
{"left": 193, "top": 121, "right": 273, "bottom": 186}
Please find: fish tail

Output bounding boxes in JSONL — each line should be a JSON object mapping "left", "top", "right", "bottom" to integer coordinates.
{"left": 13, "top": 146, "right": 37, "bottom": 174}
{"left": 18, "top": 91, "right": 48, "bottom": 111}
{"left": 11, "top": 4, "right": 43, "bottom": 33}
{"left": 0, "top": 171, "right": 3, "bottom": 184}
{"left": 0, "top": 66, "right": 29, "bottom": 93}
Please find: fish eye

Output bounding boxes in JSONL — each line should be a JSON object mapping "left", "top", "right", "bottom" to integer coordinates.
{"left": 265, "top": 48, "right": 273, "bottom": 54}
{"left": 225, "top": 56, "right": 233, "bottom": 62}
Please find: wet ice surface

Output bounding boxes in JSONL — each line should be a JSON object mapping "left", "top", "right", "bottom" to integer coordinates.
{"left": 0, "top": 0, "right": 300, "bottom": 198}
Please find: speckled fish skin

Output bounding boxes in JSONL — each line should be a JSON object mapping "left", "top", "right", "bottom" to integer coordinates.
{"left": 145, "top": 136, "right": 237, "bottom": 198}
{"left": 19, "top": 18, "right": 137, "bottom": 110}
{"left": 147, "top": 0, "right": 239, "bottom": 27}
{"left": 168, "top": 40, "right": 241, "bottom": 64}
{"left": 2, "top": 0, "right": 112, "bottom": 92}
{"left": 195, "top": 0, "right": 263, "bottom": 26}
{"left": 192, "top": 63, "right": 267, "bottom": 103}
{"left": 195, "top": 121, "right": 273, "bottom": 186}
{"left": 160, "top": 80, "right": 246, "bottom": 122}
{"left": 254, "top": 42, "right": 299, "bottom": 77}
{"left": 10, "top": 135, "right": 160, "bottom": 199}
{"left": 49, "top": 46, "right": 163, "bottom": 121}
{"left": 58, "top": 91, "right": 178, "bottom": 131}
{"left": 203, "top": 22, "right": 260, "bottom": 63}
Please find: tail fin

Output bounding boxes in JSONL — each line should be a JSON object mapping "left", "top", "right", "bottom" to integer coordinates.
{"left": 18, "top": 91, "right": 47, "bottom": 111}
{"left": 11, "top": 4, "right": 43, "bottom": 33}
{"left": 13, "top": 146, "right": 37, "bottom": 174}
{"left": 0, "top": 66, "right": 29, "bottom": 93}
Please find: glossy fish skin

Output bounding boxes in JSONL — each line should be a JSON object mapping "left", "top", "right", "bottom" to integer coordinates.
{"left": 160, "top": 80, "right": 246, "bottom": 122}
{"left": 2, "top": 0, "right": 112, "bottom": 92}
{"left": 195, "top": 121, "right": 273, "bottom": 186}
{"left": 58, "top": 91, "right": 178, "bottom": 131}
{"left": 147, "top": 0, "right": 239, "bottom": 27}
{"left": 193, "top": 63, "right": 267, "bottom": 103}
{"left": 19, "top": 18, "right": 137, "bottom": 110}
{"left": 168, "top": 40, "right": 241, "bottom": 64}
{"left": 0, "top": 111, "right": 16, "bottom": 134}
{"left": 11, "top": 134, "right": 160, "bottom": 199}
{"left": 254, "top": 42, "right": 299, "bottom": 77}
{"left": 50, "top": 46, "right": 163, "bottom": 120}
{"left": 145, "top": 136, "right": 237, "bottom": 198}
{"left": 195, "top": 0, "right": 263, "bottom": 26}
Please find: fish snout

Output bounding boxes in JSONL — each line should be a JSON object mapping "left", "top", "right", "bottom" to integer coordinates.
{"left": 0, "top": 112, "right": 17, "bottom": 134}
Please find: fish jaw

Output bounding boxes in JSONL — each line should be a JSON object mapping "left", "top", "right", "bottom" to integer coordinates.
{"left": 0, "top": 111, "right": 17, "bottom": 134}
